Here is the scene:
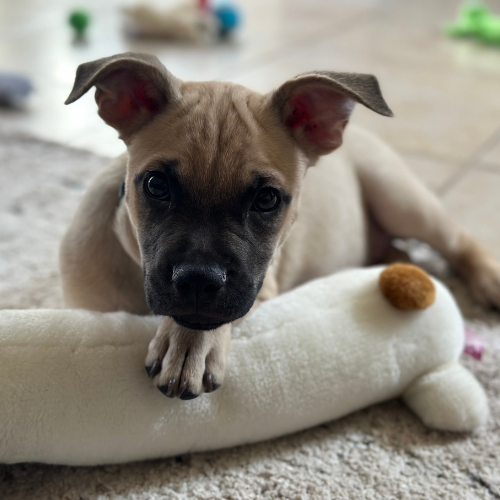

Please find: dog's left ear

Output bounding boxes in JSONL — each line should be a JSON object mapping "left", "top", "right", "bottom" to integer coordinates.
{"left": 269, "top": 71, "right": 393, "bottom": 159}
{"left": 65, "top": 52, "right": 182, "bottom": 141}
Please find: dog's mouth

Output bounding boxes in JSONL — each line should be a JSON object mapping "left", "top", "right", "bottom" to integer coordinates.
{"left": 172, "top": 314, "right": 226, "bottom": 330}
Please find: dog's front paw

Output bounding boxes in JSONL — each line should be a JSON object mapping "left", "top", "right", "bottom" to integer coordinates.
{"left": 145, "top": 317, "right": 231, "bottom": 400}
{"left": 467, "top": 259, "right": 500, "bottom": 310}
{"left": 455, "top": 236, "right": 500, "bottom": 310}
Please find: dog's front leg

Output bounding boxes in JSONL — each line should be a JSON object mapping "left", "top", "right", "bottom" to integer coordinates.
{"left": 145, "top": 317, "right": 231, "bottom": 400}
{"left": 352, "top": 130, "right": 500, "bottom": 309}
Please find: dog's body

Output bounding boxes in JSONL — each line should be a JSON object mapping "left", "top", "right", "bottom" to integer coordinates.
{"left": 61, "top": 53, "right": 500, "bottom": 400}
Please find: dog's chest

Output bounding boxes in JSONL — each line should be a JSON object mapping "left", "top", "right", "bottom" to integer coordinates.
{"left": 277, "top": 154, "right": 368, "bottom": 292}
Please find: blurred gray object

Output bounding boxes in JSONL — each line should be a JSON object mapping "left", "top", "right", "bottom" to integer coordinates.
{"left": 0, "top": 73, "right": 33, "bottom": 108}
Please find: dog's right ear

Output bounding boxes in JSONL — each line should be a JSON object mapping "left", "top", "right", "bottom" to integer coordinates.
{"left": 65, "top": 52, "right": 181, "bottom": 141}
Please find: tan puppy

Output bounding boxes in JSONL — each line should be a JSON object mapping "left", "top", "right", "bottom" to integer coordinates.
{"left": 61, "top": 52, "right": 500, "bottom": 400}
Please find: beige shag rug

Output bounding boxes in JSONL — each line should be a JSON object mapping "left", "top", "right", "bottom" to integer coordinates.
{"left": 0, "top": 134, "right": 499, "bottom": 500}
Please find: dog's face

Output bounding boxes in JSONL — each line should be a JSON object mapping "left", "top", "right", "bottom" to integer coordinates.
{"left": 67, "top": 53, "right": 391, "bottom": 329}
{"left": 126, "top": 82, "right": 303, "bottom": 329}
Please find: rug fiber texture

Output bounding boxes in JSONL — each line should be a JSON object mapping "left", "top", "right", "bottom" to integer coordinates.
{"left": 0, "top": 134, "right": 499, "bottom": 500}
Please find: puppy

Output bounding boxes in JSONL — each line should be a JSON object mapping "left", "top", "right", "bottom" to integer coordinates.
{"left": 61, "top": 52, "right": 500, "bottom": 400}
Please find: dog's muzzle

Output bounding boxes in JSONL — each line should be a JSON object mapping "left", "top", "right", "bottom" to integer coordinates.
{"left": 172, "top": 264, "right": 227, "bottom": 306}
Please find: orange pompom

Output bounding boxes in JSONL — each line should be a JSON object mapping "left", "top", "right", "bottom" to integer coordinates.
{"left": 379, "top": 263, "right": 436, "bottom": 310}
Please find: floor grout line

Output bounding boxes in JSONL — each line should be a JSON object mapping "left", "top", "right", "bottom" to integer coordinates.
{"left": 437, "top": 126, "right": 500, "bottom": 197}
{"left": 474, "top": 160, "right": 500, "bottom": 174}
{"left": 391, "top": 147, "right": 458, "bottom": 165}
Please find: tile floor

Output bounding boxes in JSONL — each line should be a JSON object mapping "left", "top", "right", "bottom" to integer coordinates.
{"left": 1, "top": 0, "right": 500, "bottom": 258}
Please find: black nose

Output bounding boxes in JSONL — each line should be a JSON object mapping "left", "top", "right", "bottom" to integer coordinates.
{"left": 172, "top": 265, "right": 226, "bottom": 304}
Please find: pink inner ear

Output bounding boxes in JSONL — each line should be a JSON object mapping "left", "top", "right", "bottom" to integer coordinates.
{"left": 284, "top": 86, "right": 354, "bottom": 154}
{"left": 95, "top": 69, "right": 163, "bottom": 136}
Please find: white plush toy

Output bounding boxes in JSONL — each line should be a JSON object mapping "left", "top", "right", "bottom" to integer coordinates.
{"left": 0, "top": 265, "right": 488, "bottom": 466}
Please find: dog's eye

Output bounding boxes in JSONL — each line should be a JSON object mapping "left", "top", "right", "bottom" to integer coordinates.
{"left": 145, "top": 173, "right": 170, "bottom": 200}
{"left": 252, "top": 188, "right": 280, "bottom": 212}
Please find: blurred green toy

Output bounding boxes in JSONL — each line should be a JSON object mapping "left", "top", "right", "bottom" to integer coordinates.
{"left": 445, "top": 2, "right": 500, "bottom": 45}
{"left": 69, "top": 9, "right": 90, "bottom": 37}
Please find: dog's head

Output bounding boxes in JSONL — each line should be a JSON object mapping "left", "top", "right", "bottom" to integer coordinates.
{"left": 66, "top": 53, "right": 392, "bottom": 329}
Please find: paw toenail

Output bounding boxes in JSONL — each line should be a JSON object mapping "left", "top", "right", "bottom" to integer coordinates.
{"left": 146, "top": 359, "right": 161, "bottom": 378}
{"left": 165, "top": 378, "right": 177, "bottom": 398}
{"left": 180, "top": 390, "right": 198, "bottom": 400}
{"left": 158, "top": 385, "right": 170, "bottom": 397}
{"left": 204, "top": 373, "right": 221, "bottom": 393}
{"left": 158, "top": 381, "right": 176, "bottom": 398}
